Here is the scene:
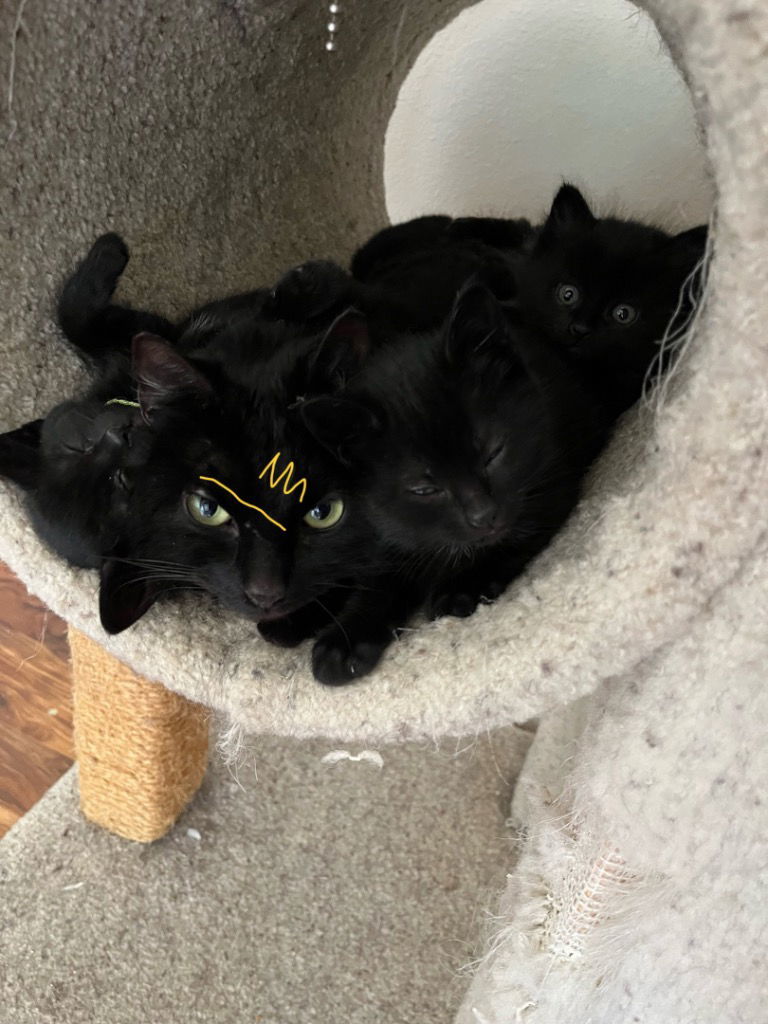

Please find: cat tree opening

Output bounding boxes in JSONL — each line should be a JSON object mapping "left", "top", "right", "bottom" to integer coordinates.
{"left": 384, "top": 0, "right": 712, "bottom": 228}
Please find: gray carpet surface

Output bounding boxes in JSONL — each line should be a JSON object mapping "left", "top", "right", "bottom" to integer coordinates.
{"left": 0, "top": 727, "right": 531, "bottom": 1024}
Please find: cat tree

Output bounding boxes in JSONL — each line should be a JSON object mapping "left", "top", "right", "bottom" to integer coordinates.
{"left": 1, "top": 0, "right": 766, "bottom": 1019}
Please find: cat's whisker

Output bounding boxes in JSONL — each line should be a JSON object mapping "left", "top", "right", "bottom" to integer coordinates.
{"left": 311, "top": 597, "right": 351, "bottom": 647}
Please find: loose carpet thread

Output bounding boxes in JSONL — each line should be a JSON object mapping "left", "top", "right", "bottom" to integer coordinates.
{"left": 7, "top": 0, "right": 30, "bottom": 142}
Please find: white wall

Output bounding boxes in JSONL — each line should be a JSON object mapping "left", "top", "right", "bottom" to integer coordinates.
{"left": 385, "top": 0, "right": 713, "bottom": 230}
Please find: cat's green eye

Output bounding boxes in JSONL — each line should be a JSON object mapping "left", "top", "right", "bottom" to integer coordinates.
{"left": 556, "top": 283, "right": 581, "bottom": 307}
{"left": 611, "top": 303, "right": 638, "bottom": 325}
{"left": 186, "top": 493, "right": 232, "bottom": 527}
{"left": 304, "top": 497, "right": 345, "bottom": 530}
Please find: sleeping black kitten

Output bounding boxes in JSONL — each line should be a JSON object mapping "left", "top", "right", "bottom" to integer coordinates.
{"left": 0, "top": 234, "right": 165, "bottom": 566}
{"left": 282, "top": 281, "right": 606, "bottom": 683}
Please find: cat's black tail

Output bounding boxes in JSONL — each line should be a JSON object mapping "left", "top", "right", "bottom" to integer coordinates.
{"left": 57, "top": 233, "right": 175, "bottom": 366}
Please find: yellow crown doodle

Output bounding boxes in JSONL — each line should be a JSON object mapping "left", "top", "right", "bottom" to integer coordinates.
{"left": 198, "top": 452, "right": 308, "bottom": 534}
{"left": 258, "top": 451, "right": 308, "bottom": 503}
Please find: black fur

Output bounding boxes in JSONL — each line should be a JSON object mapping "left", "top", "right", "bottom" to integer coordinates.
{"left": 512, "top": 184, "right": 708, "bottom": 416}
{"left": 294, "top": 282, "right": 606, "bottom": 682}
{"left": 0, "top": 236, "right": 368, "bottom": 571}
{"left": 96, "top": 323, "right": 380, "bottom": 649}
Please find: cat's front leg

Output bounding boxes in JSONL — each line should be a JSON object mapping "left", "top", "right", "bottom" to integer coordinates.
{"left": 311, "top": 580, "right": 419, "bottom": 686}
{"left": 426, "top": 571, "right": 505, "bottom": 621}
{"left": 257, "top": 592, "right": 346, "bottom": 648}
{"left": 426, "top": 546, "right": 538, "bottom": 621}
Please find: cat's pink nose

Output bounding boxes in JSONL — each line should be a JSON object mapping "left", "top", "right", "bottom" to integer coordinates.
{"left": 465, "top": 499, "right": 498, "bottom": 532}
{"left": 569, "top": 322, "right": 591, "bottom": 338}
{"left": 245, "top": 583, "right": 286, "bottom": 611}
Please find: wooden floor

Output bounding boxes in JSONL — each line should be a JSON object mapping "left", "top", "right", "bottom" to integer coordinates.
{"left": 0, "top": 562, "right": 73, "bottom": 838}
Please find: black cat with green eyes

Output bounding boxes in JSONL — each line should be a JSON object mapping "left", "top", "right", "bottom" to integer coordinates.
{"left": 97, "top": 327, "right": 379, "bottom": 641}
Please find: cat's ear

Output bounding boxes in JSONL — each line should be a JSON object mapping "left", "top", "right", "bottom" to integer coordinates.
{"left": 445, "top": 281, "right": 509, "bottom": 365}
{"left": 298, "top": 395, "right": 381, "bottom": 465}
{"left": 0, "top": 419, "right": 43, "bottom": 490}
{"left": 99, "top": 557, "right": 165, "bottom": 634}
{"left": 666, "top": 224, "right": 708, "bottom": 261}
{"left": 132, "top": 332, "right": 214, "bottom": 423}
{"left": 305, "top": 309, "right": 371, "bottom": 392}
{"left": 540, "top": 184, "right": 596, "bottom": 241}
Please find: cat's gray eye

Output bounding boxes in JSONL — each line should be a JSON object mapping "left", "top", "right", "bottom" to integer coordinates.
{"left": 185, "top": 492, "right": 232, "bottom": 527}
{"left": 556, "top": 283, "right": 580, "bottom": 307}
{"left": 408, "top": 484, "right": 442, "bottom": 497}
{"left": 611, "top": 303, "right": 638, "bottom": 325}
{"left": 304, "top": 497, "right": 345, "bottom": 530}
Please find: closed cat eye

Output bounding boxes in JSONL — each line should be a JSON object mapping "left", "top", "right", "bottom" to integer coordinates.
{"left": 610, "top": 303, "right": 638, "bottom": 325}
{"left": 408, "top": 483, "right": 443, "bottom": 497}
{"left": 185, "top": 492, "right": 232, "bottom": 527}
{"left": 303, "top": 496, "right": 345, "bottom": 530}
{"left": 485, "top": 442, "right": 506, "bottom": 467}
{"left": 556, "top": 283, "right": 581, "bottom": 306}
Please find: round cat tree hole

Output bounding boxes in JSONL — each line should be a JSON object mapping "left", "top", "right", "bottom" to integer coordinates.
{"left": 385, "top": 0, "right": 713, "bottom": 228}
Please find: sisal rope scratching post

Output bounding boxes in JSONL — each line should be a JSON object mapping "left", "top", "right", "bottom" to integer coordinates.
{"left": 70, "top": 629, "right": 209, "bottom": 842}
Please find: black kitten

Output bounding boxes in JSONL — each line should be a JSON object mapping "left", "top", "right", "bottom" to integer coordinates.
{"left": 97, "top": 322, "right": 379, "bottom": 643}
{"left": 0, "top": 235, "right": 363, "bottom": 569}
{"left": 0, "top": 234, "right": 163, "bottom": 566}
{"left": 352, "top": 189, "right": 707, "bottom": 419}
{"left": 293, "top": 282, "right": 605, "bottom": 683}
{"left": 513, "top": 184, "right": 708, "bottom": 417}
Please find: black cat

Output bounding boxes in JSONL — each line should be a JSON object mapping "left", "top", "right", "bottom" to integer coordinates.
{"left": 0, "top": 235, "right": 367, "bottom": 571}
{"left": 274, "top": 280, "right": 607, "bottom": 683}
{"left": 351, "top": 187, "right": 708, "bottom": 419}
{"left": 95, "top": 322, "right": 380, "bottom": 645}
{"left": 0, "top": 234, "right": 166, "bottom": 566}
{"left": 511, "top": 184, "right": 708, "bottom": 417}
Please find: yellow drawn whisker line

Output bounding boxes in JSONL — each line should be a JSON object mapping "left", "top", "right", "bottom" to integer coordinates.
{"left": 199, "top": 476, "right": 286, "bottom": 532}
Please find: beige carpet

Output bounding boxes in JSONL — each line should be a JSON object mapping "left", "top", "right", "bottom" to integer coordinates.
{"left": 0, "top": 727, "right": 531, "bottom": 1024}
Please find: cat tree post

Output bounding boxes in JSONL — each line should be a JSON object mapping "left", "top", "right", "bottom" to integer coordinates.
{"left": 69, "top": 628, "right": 209, "bottom": 842}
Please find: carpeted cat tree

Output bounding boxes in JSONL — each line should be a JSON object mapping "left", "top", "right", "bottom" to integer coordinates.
{"left": 1, "top": 0, "right": 767, "bottom": 1021}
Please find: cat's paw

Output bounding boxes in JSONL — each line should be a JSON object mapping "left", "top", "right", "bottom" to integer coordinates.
{"left": 427, "top": 589, "right": 481, "bottom": 620}
{"left": 264, "top": 261, "right": 352, "bottom": 323}
{"left": 258, "top": 616, "right": 314, "bottom": 648}
{"left": 427, "top": 579, "right": 506, "bottom": 620}
{"left": 311, "top": 630, "right": 387, "bottom": 686}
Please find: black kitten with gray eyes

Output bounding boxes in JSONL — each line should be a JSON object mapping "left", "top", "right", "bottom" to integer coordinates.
{"left": 351, "top": 186, "right": 707, "bottom": 420}
{"left": 512, "top": 184, "right": 708, "bottom": 417}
